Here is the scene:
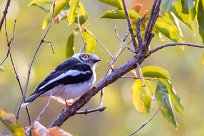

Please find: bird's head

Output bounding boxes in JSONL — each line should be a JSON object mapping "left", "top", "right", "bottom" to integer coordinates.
{"left": 73, "top": 53, "right": 100, "bottom": 68}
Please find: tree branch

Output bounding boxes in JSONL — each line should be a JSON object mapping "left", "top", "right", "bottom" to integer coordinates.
{"left": 148, "top": 42, "right": 204, "bottom": 55}
{"left": 0, "top": 0, "right": 11, "bottom": 31}
{"left": 143, "top": 0, "right": 161, "bottom": 49}
{"left": 121, "top": 0, "right": 138, "bottom": 52}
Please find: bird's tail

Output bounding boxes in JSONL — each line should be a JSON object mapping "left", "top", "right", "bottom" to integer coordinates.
{"left": 21, "top": 93, "right": 40, "bottom": 107}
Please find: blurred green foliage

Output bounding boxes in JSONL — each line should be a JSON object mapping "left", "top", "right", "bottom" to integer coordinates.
{"left": 0, "top": 0, "right": 204, "bottom": 136}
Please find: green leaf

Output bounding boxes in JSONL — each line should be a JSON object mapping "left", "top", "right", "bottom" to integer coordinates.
{"left": 155, "top": 16, "right": 183, "bottom": 42}
{"left": 74, "top": 2, "right": 88, "bottom": 25}
{"left": 160, "top": 0, "right": 177, "bottom": 14}
{"left": 142, "top": 66, "right": 171, "bottom": 80}
{"left": 42, "top": 0, "right": 69, "bottom": 29}
{"left": 28, "top": 0, "right": 52, "bottom": 12}
{"left": 67, "top": 0, "right": 79, "bottom": 25}
{"left": 171, "top": 0, "right": 196, "bottom": 31}
{"left": 181, "top": 0, "right": 194, "bottom": 14}
{"left": 158, "top": 79, "right": 184, "bottom": 115}
{"left": 100, "top": 9, "right": 140, "bottom": 19}
{"left": 196, "top": 0, "right": 204, "bottom": 43}
{"left": 153, "top": 28, "right": 165, "bottom": 41}
{"left": 0, "top": 110, "right": 25, "bottom": 136}
{"left": 0, "top": 66, "right": 4, "bottom": 72}
{"left": 155, "top": 82, "right": 178, "bottom": 128}
{"left": 82, "top": 30, "right": 96, "bottom": 53}
{"left": 66, "top": 29, "right": 78, "bottom": 58}
{"left": 99, "top": 0, "right": 123, "bottom": 9}
{"left": 132, "top": 79, "right": 153, "bottom": 113}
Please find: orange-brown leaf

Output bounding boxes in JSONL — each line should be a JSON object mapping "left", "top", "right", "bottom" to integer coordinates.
{"left": 48, "top": 127, "right": 72, "bottom": 136}
{"left": 132, "top": 4, "right": 143, "bottom": 12}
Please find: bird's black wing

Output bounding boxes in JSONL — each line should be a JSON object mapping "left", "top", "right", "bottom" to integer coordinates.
{"left": 30, "top": 57, "right": 92, "bottom": 96}
{"left": 55, "top": 57, "right": 81, "bottom": 71}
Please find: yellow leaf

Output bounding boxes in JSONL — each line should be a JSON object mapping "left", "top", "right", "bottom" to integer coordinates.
{"left": 0, "top": 109, "right": 25, "bottom": 136}
{"left": 132, "top": 80, "right": 153, "bottom": 113}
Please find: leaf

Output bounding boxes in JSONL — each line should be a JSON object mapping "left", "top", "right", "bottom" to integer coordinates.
{"left": 155, "top": 82, "right": 178, "bottom": 128}
{"left": 142, "top": 66, "right": 171, "bottom": 80}
{"left": 153, "top": 28, "right": 165, "bottom": 41}
{"left": 75, "top": 2, "right": 88, "bottom": 25}
{"left": 42, "top": 0, "right": 69, "bottom": 29}
{"left": 158, "top": 79, "right": 184, "bottom": 115}
{"left": 155, "top": 16, "right": 183, "bottom": 42}
{"left": 33, "top": 121, "right": 72, "bottom": 136}
{"left": 0, "top": 66, "right": 4, "bottom": 72}
{"left": 160, "top": 0, "right": 177, "bottom": 14}
{"left": 99, "top": 0, "right": 123, "bottom": 10}
{"left": 196, "top": 0, "right": 204, "bottom": 43}
{"left": 100, "top": 9, "right": 140, "bottom": 19}
{"left": 49, "top": 127, "right": 72, "bottom": 136}
{"left": 0, "top": 110, "right": 25, "bottom": 136}
{"left": 67, "top": 0, "right": 79, "bottom": 25}
{"left": 82, "top": 30, "right": 96, "bottom": 53}
{"left": 132, "top": 79, "right": 153, "bottom": 113}
{"left": 28, "top": 0, "right": 52, "bottom": 12}
{"left": 66, "top": 29, "right": 78, "bottom": 58}
{"left": 54, "top": 2, "right": 88, "bottom": 25}
{"left": 171, "top": 0, "right": 196, "bottom": 31}
{"left": 181, "top": 0, "right": 195, "bottom": 14}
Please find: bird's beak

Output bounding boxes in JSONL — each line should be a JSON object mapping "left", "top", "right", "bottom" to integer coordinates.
{"left": 92, "top": 59, "right": 101, "bottom": 63}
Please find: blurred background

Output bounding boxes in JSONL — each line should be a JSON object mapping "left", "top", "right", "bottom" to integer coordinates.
{"left": 0, "top": 0, "right": 204, "bottom": 136}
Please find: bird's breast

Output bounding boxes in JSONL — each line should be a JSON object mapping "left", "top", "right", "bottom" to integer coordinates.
{"left": 52, "top": 74, "right": 96, "bottom": 100}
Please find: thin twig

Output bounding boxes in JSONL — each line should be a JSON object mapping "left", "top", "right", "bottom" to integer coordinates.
{"left": 120, "top": 76, "right": 157, "bottom": 82}
{"left": 0, "top": 0, "right": 11, "bottom": 31}
{"left": 17, "top": 0, "right": 56, "bottom": 122}
{"left": 0, "top": 17, "right": 13, "bottom": 66}
{"left": 77, "top": 4, "right": 87, "bottom": 52}
{"left": 0, "top": 41, "right": 11, "bottom": 67}
{"left": 4, "top": 18, "right": 32, "bottom": 131}
{"left": 84, "top": 29, "right": 113, "bottom": 59}
{"left": 114, "top": 26, "right": 135, "bottom": 53}
{"left": 128, "top": 98, "right": 165, "bottom": 136}
{"left": 25, "top": 96, "right": 52, "bottom": 134}
{"left": 136, "top": 63, "right": 155, "bottom": 101}
{"left": 44, "top": 41, "right": 55, "bottom": 54}
{"left": 121, "top": 0, "right": 138, "bottom": 52}
{"left": 148, "top": 42, "right": 204, "bottom": 55}
{"left": 99, "top": 30, "right": 129, "bottom": 107}
{"left": 35, "top": 96, "right": 52, "bottom": 122}
{"left": 76, "top": 106, "right": 106, "bottom": 114}
{"left": 18, "top": 0, "right": 56, "bottom": 114}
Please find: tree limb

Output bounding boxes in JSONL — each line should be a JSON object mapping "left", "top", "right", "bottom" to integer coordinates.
{"left": 143, "top": 0, "right": 161, "bottom": 49}
{"left": 148, "top": 42, "right": 204, "bottom": 55}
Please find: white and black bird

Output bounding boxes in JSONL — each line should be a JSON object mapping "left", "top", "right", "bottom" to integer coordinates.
{"left": 22, "top": 53, "right": 100, "bottom": 107}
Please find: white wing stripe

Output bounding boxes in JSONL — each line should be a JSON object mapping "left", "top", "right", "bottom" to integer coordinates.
{"left": 39, "top": 70, "right": 90, "bottom": 90}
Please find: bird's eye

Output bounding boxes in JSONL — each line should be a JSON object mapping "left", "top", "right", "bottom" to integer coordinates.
{"left": 83, "top": 54, "right": 89, "bottom": 59}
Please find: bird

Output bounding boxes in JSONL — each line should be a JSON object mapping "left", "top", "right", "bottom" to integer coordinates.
{"left": 22, "top": 53, "right": 100, "bottom": 107}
